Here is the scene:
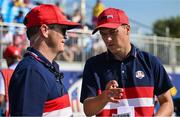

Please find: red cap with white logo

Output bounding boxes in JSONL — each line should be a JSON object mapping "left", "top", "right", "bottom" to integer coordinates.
{"left": 92, "top": 8, "right": 129, "bottom": 34}
{"left": 24, "top": 4, "right": 81, "bottom": 29}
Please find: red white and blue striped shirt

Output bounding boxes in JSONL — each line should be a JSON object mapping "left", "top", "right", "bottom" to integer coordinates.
{"left": 9, "top": 47, "right": 72, "bottom": 116}
{"left": 80, "top": 44, "right": 173, "bottom": 116}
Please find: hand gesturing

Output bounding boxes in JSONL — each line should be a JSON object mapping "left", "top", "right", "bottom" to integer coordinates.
{"left": 101, "top": 80, "right": 124, "bottom": 103}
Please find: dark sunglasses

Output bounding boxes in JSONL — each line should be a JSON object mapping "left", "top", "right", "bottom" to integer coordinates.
{"left": 48, "top": 24, "right": 68, "bottom": 39}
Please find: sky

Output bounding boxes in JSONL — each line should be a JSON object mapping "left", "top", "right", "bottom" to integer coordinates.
{"left": 10, "top": 0, "right": 179, "bottom": 34}
{"left": 64, "top": 0, "right": 180, "bottom": 34}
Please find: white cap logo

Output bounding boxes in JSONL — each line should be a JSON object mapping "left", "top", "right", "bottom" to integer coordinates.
{"left": 106, "top": 15, "right": 113, "bottom": 19}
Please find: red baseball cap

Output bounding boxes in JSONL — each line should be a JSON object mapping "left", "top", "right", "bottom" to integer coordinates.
{"left": 24, "top": 4, "right": 80, "bottom": 29}
{"left": 3, "top": 45, "right": 22, "bottom": 59}
{"left": 92, "top": 8, "right": 129, "bottom": 34}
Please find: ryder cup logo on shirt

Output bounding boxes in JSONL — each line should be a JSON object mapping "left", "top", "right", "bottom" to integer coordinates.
{"left": 135, "top": 71, "right": 145, "bottom": 79}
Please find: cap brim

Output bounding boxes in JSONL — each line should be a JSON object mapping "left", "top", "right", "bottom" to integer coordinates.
{"left": 92, "top": 23, "right": 120, "bottom": 34}
{"left": 58, "top": 21, "right": 81, "bottom": 29}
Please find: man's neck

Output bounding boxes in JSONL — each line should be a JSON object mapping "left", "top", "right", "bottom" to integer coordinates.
{"left": 33, "top": 45, "right": 56, "bottom": 63}
{"left": 114, "top": 44, "right": 131, "bottom": 61}
{"left": 39, "top": 49, "right": 55, "bottom": 63}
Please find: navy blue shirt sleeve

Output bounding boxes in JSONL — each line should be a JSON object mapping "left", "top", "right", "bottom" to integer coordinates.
{"left": 152, "top": 56, "right": 173, "bottom": 96}
{"left": 9, "top": 66, "right": 49, "bottom": 116}
{"left": 80, "top": 59, "right": 98, "bottom": 103}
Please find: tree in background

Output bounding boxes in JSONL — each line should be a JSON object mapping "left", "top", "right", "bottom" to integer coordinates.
{"left": 153, "top": 16, "right": 180, "bottom": 38}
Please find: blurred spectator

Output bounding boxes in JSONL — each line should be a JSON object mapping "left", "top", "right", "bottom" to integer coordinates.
{"left": 0, "top": 45, "right": 22, "bottom": 116}
{"left": 13, "top": 29, "right": 29, "bottom": 54}
{"left": 13, "top": 10, "right": 24, "bottom": 23}
{"left": 72, "top": 9, "right": 82, "bottom": 23}
{"left": 0, "top": 13, "right": 4, "bottom": 22}
{"left": 3, "top": 45, "right": 22, "bottom": 67}
{"left": 0, "top": 26, "right": 13, "bottom": 45}
{"left": 68, "top": 33, "right": 82, "bottom": 61}
{"left": 83, "top": 36, "right": 94, "bottom": 59}
{"left": 23, "top": 0, "right": 33, "bottom": 8}
{"left": 56, "top": 2, "right": 72, "bottom": 21}
{"left": 92, "top": 0, "right": 104, "bottom": 28}
{"left": 13, "top": 0, "right": 25, "bottom": 7}
{"left": 92, "top": 34, "right": 106, "bottom": 55}
{"left": 23, "top": 0, "right": 30, "bottom": 4}
{"left": 57, "top": 32, "right": 82, "bottom": 62}
{"left": 58, "top": 45, "right": 74, "bottom": 62}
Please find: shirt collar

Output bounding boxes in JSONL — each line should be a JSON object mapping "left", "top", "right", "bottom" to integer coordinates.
{"left": 106, "top": 44, "right": 137, "bottom": 62}
{"left": 25, "top": 47, "right": 60, "bottom": 75}
{"left": 26, "top": 47, "right": 54, "bottom": 65}
{"left": 130, "top": 44, "right": 137, "bottom": 58}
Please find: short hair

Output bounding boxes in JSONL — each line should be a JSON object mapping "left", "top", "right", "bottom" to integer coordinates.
{"left": 26, "top": 26, "right": 40, "bottom": 39}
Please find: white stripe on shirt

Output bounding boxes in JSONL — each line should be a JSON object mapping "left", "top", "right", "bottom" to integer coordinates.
{"left": 43, "top": 106, "right": 72, "bottom": 117}
{"left": 104, "top": 98, "right": 154, "bottom": 109}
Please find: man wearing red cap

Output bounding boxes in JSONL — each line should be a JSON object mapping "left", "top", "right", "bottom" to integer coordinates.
{"left": 0, "top": 45, "right": 22, "bottom": 117}
{"left": 80, "top": 8, "right": 174, "bottom": 116}
{"left": 8, "top": 4, "right": 80, "bottom": 116}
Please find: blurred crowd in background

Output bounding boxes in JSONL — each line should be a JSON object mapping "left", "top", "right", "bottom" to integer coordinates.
{"left": 0, "top": 0, "right": 107, "bottom": 63}
{"left": 0, "top": 1, "right": 180, "bottom": 116}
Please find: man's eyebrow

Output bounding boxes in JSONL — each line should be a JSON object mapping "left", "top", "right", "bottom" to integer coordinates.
{"left": 100, "top": 28, "right": 115, "bottom": 33}
{"left": 109, "top": 28, "right": 118, "bottom": 33}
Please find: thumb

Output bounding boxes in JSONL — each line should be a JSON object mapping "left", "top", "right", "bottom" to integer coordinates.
{"left": 106, "top": 80, "right": 119, "bottom": 89}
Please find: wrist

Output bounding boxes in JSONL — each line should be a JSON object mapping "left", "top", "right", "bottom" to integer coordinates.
{"left": 98, "top": 90, "right": 109, "bottom": 104}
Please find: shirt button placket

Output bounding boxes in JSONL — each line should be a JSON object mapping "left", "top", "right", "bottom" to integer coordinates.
{"left": 121, "top": 62, "right": 126, "bottom": 88}
{"left": 121, "top": 62, "right": 125, "bottom": 77}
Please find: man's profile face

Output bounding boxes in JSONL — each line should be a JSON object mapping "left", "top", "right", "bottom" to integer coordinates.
{"left": 46, "top": 25, "right": 68, "bottom": 54}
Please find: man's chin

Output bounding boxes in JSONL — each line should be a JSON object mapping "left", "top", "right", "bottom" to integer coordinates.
{"left": 109, "top": 48, "right": 123, "bottom": 54}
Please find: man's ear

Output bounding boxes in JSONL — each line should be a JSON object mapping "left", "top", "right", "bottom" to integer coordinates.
{"left": 39, "top": 24, "right": 49, "bottom": 38}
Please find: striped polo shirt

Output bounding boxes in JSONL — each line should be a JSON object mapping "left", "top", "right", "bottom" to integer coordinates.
{"left": 80, "top": 44, "right": 173, "bottom": 116}
{"left": 9, "top": 47, "right": 72, "bottom": 116}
